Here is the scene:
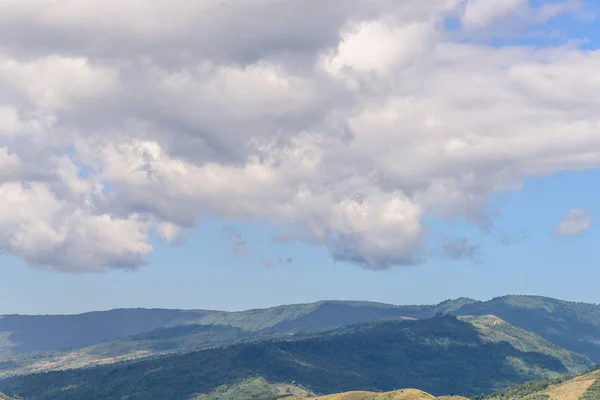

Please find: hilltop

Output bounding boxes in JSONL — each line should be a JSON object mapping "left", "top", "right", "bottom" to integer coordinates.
{"left": 481, "top": 368, "right": 600, "bottom": 399}
{"left": 0, "top": 315, "right": 592, "bottom": 399}
{"left": 279, "top": 370, "right": 600, "bottom": 400}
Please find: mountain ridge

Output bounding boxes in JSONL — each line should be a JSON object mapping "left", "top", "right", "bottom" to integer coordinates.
{"left": 0, "top": 315, "right": 593, "bottom": 399}
{"left": 2, "top": 295, "right": 600, "bottom": 379}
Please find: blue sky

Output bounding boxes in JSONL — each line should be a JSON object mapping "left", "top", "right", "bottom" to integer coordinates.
{"left": 2, "top": 170, "right": 598, "bottom": 314}
{"left": 0, "top": 0, "right": 599, "bottom": 314}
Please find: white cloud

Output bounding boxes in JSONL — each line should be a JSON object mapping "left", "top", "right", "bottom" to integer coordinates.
{"left": 323, "top": 21, "right": 434, "bottom": 77}
{"left": 156, "top": 222, "right": 183, "bottom": 245}
{"left": 555, "top": 209, "right": 592, "bottom": 236}
{"left": 0, "top": 56, "right": 118, "bottom": 110}
{"left": 0, "top": 183, "right": 151, "bottom": 272}
{"left": 0, "top": 1, "right": 598, "bottom": 272}
{"left": 461, "top": 0, "right": 526, "bottom": 30}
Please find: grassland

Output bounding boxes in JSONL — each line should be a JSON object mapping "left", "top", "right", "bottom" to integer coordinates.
{"left": 482, "top": 369, "right": 600, "bottom": 399}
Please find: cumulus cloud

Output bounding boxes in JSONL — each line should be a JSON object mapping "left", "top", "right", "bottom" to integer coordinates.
{"left": 555, "top": 209, "right": 592, "bottom": 236}
{"left": 0, "top": 0, "right": 597, "bottom": 272}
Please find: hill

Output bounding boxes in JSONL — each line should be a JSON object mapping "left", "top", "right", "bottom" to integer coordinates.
{"left": 280, "top": 370, "right": 600, "bottom": 400}
{"left": 450, "top": 296, "right": 600, "bottom": 363}
{"left": 0, "top": 315, "right": 592, "bottom": 400}
{"left": 289, "top": 389, "right": 469, "bottom": 400}
{"left": 480, "top": 368, "right": 600, "bottom": 399}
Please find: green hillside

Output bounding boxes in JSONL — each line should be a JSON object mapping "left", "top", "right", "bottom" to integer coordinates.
{"left": 480, "top": 368, "right": 600, "bottom": 399}
{"left": 452, "top": 296, "right": 600, "bottom": 363}
{"left": 0, "top": 315, "right": 592, "bottom": 400}
{"left": 0, "top": 301, "right": 432, "bottom": 356}
{"left": 0, "top": 324, "right": 264, "bottom": 378}
{"left": 3, "top": 296, "right": 599, "bottom": 361}
{"left": 279, "top": 370, "right": 600, "bottom": 400}
{"left": 3, "top": 296, "right": 600, "bottom": 379}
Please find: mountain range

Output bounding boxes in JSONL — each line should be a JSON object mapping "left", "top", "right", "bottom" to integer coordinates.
{"left": 0, "top": 295, "right": 599, "bottom": 399}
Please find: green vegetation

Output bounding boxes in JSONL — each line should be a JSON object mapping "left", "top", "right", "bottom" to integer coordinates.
{"left": 581, "top": 374, "right": 600, "bottom": 399}
{"left": 480, "top": 369, "right": 600, "bottom": 399}
{"left": 475, "top": 375, "right": 572, "bottom": 399}
{"left": 3, "top": 296, "right": 600, "bottom": 357}
{"left": 0, "top": 315, "right": 592, "bottom": 400}
{"left": 454, "top": 295, "right": 600, "bottom": 363}
{"left": 460, "top": 315, "right": 590, "bottom": 375}
{"left": 0, "top": 324, "right": 266, "bottom": 378}
{"left": 193, "top": 377, "right": 313, "bottom": 400}
{"left": 3, "top": 295, "right": 600, "bottom": 383}
{"left": 0, "top": 392, "right": 20, "bottom": 399}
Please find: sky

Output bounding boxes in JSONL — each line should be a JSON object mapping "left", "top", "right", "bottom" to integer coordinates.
{"left": 0, "top": 0, "right": 599, "bottom": 314}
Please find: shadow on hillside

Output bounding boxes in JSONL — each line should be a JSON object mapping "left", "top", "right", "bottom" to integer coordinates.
{"left": 0, "top": 316, "right": 574, "bottom": 400}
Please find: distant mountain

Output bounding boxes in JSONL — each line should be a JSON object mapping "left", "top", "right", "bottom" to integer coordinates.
{"left": 2, "top": 295, "right": 600, "bottom": 379}
{"left": 0, "top": 315, "right": 592, "bottom": 400}
{"left": 0, "top": 308, "right": 210, "bottom": 354}
{"left": 0, "top": 300, "right": 468, "bottom": 357}
{"left": 0, "top": 324, "right": 263, "bottom": 378}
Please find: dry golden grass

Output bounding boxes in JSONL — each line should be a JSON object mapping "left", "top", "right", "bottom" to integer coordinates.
{"left": 304, "top": 389, "right": 435, "bottom": 400}
{"left": 435, "top": 396, "right": 470, "bottom": 400}
{"left": 506, "top": 370, "right": 600, "bottom": 400}
{"left": 539, "top": 370, "right": 600, "bottom": 400}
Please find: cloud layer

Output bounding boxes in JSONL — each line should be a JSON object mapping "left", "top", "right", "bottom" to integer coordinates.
{"left": 0, "top": 0, "right": 597, "bottom": 272}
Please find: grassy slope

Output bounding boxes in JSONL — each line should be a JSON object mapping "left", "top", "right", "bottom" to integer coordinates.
{"left": 294, "top": 389, "right": 471, "bottom": 400}
{"left": 482, "top": 369, "right": 600, "bottom": 399}
{"left": 460, "top": 316, "right": 591, "bottom": 376}
{"left": 301, "top": 389, "right": 435, "bottom": 400}
{"left": 310, "top": 370, "right": 600, "bottom": 400}
{"left": 453, "top": 296, "right": 600, "bottom": 363}
{"left": 194, "top": 377, "right": 314, "bottom": 400}
{"left": 0, "top": 315, "right": 592, "bottom": 400}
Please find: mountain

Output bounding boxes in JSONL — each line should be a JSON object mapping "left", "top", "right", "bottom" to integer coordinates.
{"left": 5, "top": 296, "right": 600, "bottom": 358}
{"left": 0, "top": 315, "right": 592, "bottom": 400}
{"left": 0, "top": 302, "right": 430, "bottom": 355}
{"left": 0, "top": 308, "right": 210, "bottom": 354}
{"left": 448, "top": 295, "right": 600, "bottom": 363}
{"left": 3, "top": 295, "right": 600, "bottom": 379}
